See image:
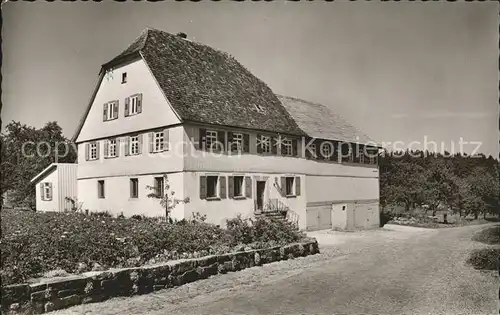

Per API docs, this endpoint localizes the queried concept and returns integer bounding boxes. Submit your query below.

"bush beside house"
[1,210,307,286]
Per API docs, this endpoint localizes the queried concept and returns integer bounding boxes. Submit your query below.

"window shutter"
[295,177,301,196]
[256,135,262,154]
[219,176,227,199]
[199,128,206,150]
[40,184,45,201]
[228,176,234,198]
[271,137,278,155]
[163,129,169,150]
[280,177,286,196]
[85,143,89,161]
[199,176,207,199]
[243,134,250,153]
[138,134,143,154]
[125,137,130,156]
[217,131,225,152]
[292,139,298,157]
[137,94,143,113]
[103,103,108,121]
[116,139,120,157]
[227,132,233,151]
[148,132,154,153]
[245,176,252,198]
[125,97,130,117]
[113,101,119,119]
[48,183,53,200]
[95,142,100,159]
[104,140,109,157]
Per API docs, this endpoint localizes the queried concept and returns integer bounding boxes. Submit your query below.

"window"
[130,95,140,115]
[41,182,52,201]
[130,136,140,155]
[309,144,316,158]
[231,133,243,152]
[233,176,244,197]
[90,142,98,160]
[153,131,164,152]
[282,138,293,156]
[121,72,127,84]
[130,178,138,198]
[103,101,118,121]
[98,180,105,199]
[206,176,219,198]
[154,177,164,197]
[107,102,115,121]
[321,143,332,159]
[205,130,218,151]
[285,177,295,196]
[107,139,117,158]
[259,135,271,154]
[358,147,365,164]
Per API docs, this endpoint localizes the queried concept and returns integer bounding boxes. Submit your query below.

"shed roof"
[30,163,77,185]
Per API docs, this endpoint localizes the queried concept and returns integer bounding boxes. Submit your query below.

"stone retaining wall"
[1,239,319,314]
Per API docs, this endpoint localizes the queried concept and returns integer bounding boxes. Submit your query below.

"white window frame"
[260,135,271,153]
[282,138,293,156]
[106,102,115,121]
[42,183,51,200]
[285,176,295,196]
[130,95,140,115]
[90,142,98,160]
[108,139,117,158]
[130,136,139,155]
[321,143,331,159]
[205,130,218,151]
[231,133,244,152]
[153,131,164,153]
[206,175,219,198]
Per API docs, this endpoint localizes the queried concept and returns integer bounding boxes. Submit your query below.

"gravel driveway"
[54,224,498,315]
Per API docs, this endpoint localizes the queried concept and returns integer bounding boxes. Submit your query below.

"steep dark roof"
[277,95,379,147]
[102,28,305,136]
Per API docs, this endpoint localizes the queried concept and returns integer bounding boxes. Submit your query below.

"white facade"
[31,163,78,212]
[74,57,380,231]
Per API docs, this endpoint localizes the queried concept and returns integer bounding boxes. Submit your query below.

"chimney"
[176,32,187,39]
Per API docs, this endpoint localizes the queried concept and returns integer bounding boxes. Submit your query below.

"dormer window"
[121,72,127,84]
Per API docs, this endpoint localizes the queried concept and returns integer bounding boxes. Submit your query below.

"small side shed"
[30,163,78,212]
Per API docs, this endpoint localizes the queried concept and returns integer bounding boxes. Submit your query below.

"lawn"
[0,210,306,286]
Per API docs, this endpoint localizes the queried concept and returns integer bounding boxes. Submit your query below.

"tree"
[0,121,77,209]
[146,174,190,222]
[382,160,426,212]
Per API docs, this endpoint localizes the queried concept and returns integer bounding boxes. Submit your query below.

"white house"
[30,163,78,212]
[72,28,381,230]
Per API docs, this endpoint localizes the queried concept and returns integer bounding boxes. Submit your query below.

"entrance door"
[256,181,266,211]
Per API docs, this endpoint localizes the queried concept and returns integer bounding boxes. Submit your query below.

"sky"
[3,1,499,157]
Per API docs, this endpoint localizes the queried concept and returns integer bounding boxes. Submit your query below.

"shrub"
[467,248,499,270]
[0,209,305,286]
[472,226,500,245]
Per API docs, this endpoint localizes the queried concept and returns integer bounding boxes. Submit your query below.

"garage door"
[306,206,332,231]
